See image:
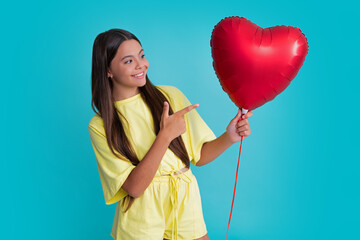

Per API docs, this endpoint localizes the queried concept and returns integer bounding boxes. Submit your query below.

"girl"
[88,29,253,240]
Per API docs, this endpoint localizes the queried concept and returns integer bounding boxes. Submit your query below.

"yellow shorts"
[110,168,208,240]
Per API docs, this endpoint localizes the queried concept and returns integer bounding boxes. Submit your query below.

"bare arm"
[195,132,233,167]
[122,101,199,198]
[196,109,253,167]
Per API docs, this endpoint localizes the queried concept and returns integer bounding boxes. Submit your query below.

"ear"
[107,69,112,78]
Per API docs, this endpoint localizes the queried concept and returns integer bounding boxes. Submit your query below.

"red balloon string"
[225,117,244,240]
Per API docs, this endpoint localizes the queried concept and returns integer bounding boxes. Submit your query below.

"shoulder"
[155,85,186,100]
[156,84,181,94]
[88,113,105,136]
[155,85,192,111]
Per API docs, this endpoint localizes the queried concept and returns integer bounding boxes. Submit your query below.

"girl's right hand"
[159,101,199,141]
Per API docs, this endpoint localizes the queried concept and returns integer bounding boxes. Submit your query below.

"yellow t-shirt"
[88,85,216,239]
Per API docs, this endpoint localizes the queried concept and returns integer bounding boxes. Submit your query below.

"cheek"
[117,66,132,77]
[112,68,131,82]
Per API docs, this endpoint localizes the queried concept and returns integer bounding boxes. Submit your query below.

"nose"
[134,58,143,69]
[135,57,147,69]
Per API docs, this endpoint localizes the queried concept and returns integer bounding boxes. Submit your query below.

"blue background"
[1,0,359,239]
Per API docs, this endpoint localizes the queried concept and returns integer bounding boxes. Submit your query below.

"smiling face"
[107,39,149,101]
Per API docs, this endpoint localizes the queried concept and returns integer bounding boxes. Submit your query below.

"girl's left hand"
[226,109,253,143]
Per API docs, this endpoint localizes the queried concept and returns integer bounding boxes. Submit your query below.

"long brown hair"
[91,29,190,212]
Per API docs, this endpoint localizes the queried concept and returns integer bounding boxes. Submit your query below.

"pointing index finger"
[176,103,199,116]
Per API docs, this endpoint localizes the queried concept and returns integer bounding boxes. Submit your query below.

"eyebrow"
[121,49,144,61]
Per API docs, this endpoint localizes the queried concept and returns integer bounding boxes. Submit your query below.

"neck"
[112,86,140,101]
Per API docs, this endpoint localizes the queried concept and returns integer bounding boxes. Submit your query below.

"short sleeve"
[88,123,136,205]
[175,88,217,166]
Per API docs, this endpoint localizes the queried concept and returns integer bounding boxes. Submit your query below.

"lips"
[132,72,145,79]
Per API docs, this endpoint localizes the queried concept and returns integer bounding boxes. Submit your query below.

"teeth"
[134,72,144,77]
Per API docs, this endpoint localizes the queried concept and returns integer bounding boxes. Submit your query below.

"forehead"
[116,39,142,57]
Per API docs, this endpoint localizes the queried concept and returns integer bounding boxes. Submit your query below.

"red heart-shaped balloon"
[210,16,309,111]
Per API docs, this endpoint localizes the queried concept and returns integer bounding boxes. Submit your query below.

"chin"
[140,77,147,86]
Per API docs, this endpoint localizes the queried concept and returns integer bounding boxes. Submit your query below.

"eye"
[141,54,145,58]
[124,59,132,64]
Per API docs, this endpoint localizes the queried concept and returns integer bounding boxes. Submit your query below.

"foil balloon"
[210,16,309,112]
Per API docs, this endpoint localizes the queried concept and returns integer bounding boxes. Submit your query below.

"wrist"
[224,131,235,145]
[157,130,172,145]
